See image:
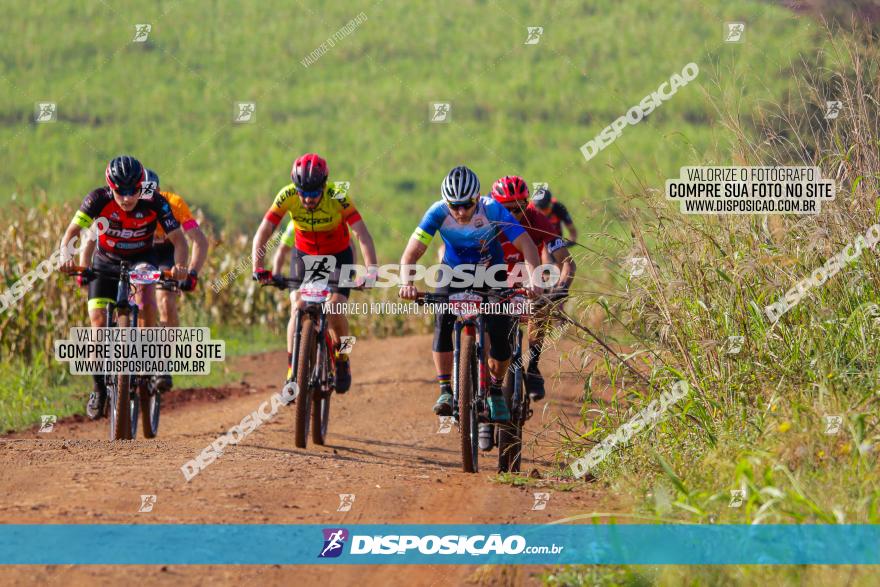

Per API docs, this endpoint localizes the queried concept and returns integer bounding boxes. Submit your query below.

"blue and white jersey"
[412,196,526,266]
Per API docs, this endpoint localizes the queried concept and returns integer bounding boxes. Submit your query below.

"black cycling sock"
[92,374,106,393]
[489,375,503,396]
[287,352,293,367]
[527,343,543,372]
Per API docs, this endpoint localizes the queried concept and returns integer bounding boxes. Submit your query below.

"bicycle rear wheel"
[498,367,524,473]
[458,335,478,473]
[140,379,160,438]
[294,315,317,449]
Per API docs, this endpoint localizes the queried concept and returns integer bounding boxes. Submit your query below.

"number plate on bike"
[508,295,531,318]
[300,284,331,303]
[449,292,482,318]
[129,270,161,285]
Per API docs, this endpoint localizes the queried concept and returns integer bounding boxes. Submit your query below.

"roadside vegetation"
[550,20,880,587]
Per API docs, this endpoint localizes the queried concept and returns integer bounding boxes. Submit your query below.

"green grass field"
[1,0,820,260]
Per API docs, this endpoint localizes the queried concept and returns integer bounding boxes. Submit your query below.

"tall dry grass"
[560,26,880,531]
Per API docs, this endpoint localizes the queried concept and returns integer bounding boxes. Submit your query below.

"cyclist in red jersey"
[252,153,378,393]
[59,155,189,419]
[492,176,576,400]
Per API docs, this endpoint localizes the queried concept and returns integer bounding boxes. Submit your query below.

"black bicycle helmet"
[105,155,145,196]
[441,165,480,204]
[532,186,553,209]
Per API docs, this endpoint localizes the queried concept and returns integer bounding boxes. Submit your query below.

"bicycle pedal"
[281,380,299,404]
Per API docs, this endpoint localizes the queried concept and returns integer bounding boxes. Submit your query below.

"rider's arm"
[252,219,276,272]
[272,220,295,276]
[271,242,291,276]
[401,202,445,287]
[555,202,577,243]
[255,186,295,273]
[79,230,96,267]
[59,223,84,267]
[549,242,575,289]
[62,191,105,266]
[400,238,427,286]
[164,192,208,273]
[166,228,189,279]
[334,190,377,268]
[187,226,209,274]
[348,219,377,268]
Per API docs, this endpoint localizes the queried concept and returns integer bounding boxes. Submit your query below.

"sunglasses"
[296,188,323,199]
[447,200,475,211]
[113,186,141,198]
[503,204,525,215]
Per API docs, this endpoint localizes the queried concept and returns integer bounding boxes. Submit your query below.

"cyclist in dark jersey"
[529,187,578,245]
[59,155,189,419]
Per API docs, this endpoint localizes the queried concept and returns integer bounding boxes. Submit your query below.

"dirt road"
[0,334,605,586]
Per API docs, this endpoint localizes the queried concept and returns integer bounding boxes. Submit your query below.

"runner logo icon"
[319,528,349,558]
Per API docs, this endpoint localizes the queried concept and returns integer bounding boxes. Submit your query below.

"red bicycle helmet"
[291,153,328,190]
[491,175,529,203]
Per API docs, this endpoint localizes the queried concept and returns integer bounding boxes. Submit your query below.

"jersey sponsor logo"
[114,240,147,250]
[474,218,484,228]
[104,226,151,239]
[275,188,296,206]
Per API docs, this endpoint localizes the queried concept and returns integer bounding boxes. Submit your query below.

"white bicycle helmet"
[441,165,481,204]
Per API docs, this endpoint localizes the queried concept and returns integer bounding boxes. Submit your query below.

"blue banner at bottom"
[1,524,879,565]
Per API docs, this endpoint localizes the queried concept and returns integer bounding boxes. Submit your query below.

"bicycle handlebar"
[60,265,176,282]
[260,275,366,291]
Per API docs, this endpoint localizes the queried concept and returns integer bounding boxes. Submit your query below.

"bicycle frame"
[451,315,488,423]
[290,303,335,392]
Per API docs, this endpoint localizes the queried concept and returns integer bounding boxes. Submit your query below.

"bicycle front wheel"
[109,313,133,441]
[294,315,317,449]
[458,335,478,473]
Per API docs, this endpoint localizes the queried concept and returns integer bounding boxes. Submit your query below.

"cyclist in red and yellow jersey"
[251,153,378,392]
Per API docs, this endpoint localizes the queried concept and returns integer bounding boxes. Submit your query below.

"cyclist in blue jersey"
[398,166,542,421]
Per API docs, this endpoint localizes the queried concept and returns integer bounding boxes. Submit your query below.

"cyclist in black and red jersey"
[59,155,189,419]
[491,176,576,402]
[529,186,578,246]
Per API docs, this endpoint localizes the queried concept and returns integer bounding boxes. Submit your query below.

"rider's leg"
[326,292,349,346]
[85,262,116,419]
[431,312,456,415]
[327,291,352,392]
[156,289,179,327]
[485,314,514,422]
[153,288,177,391]
[524,307,552,400]
[135,284,158,327]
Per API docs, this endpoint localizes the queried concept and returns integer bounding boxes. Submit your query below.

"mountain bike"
[63,262,176,440]
[497,292,535,473]
[418,288,525,473]
[263,276,359,448]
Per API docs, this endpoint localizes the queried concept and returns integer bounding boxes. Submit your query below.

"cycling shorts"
[431,284,516,362]
[290,246,354,299]
[87,250,158,312]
